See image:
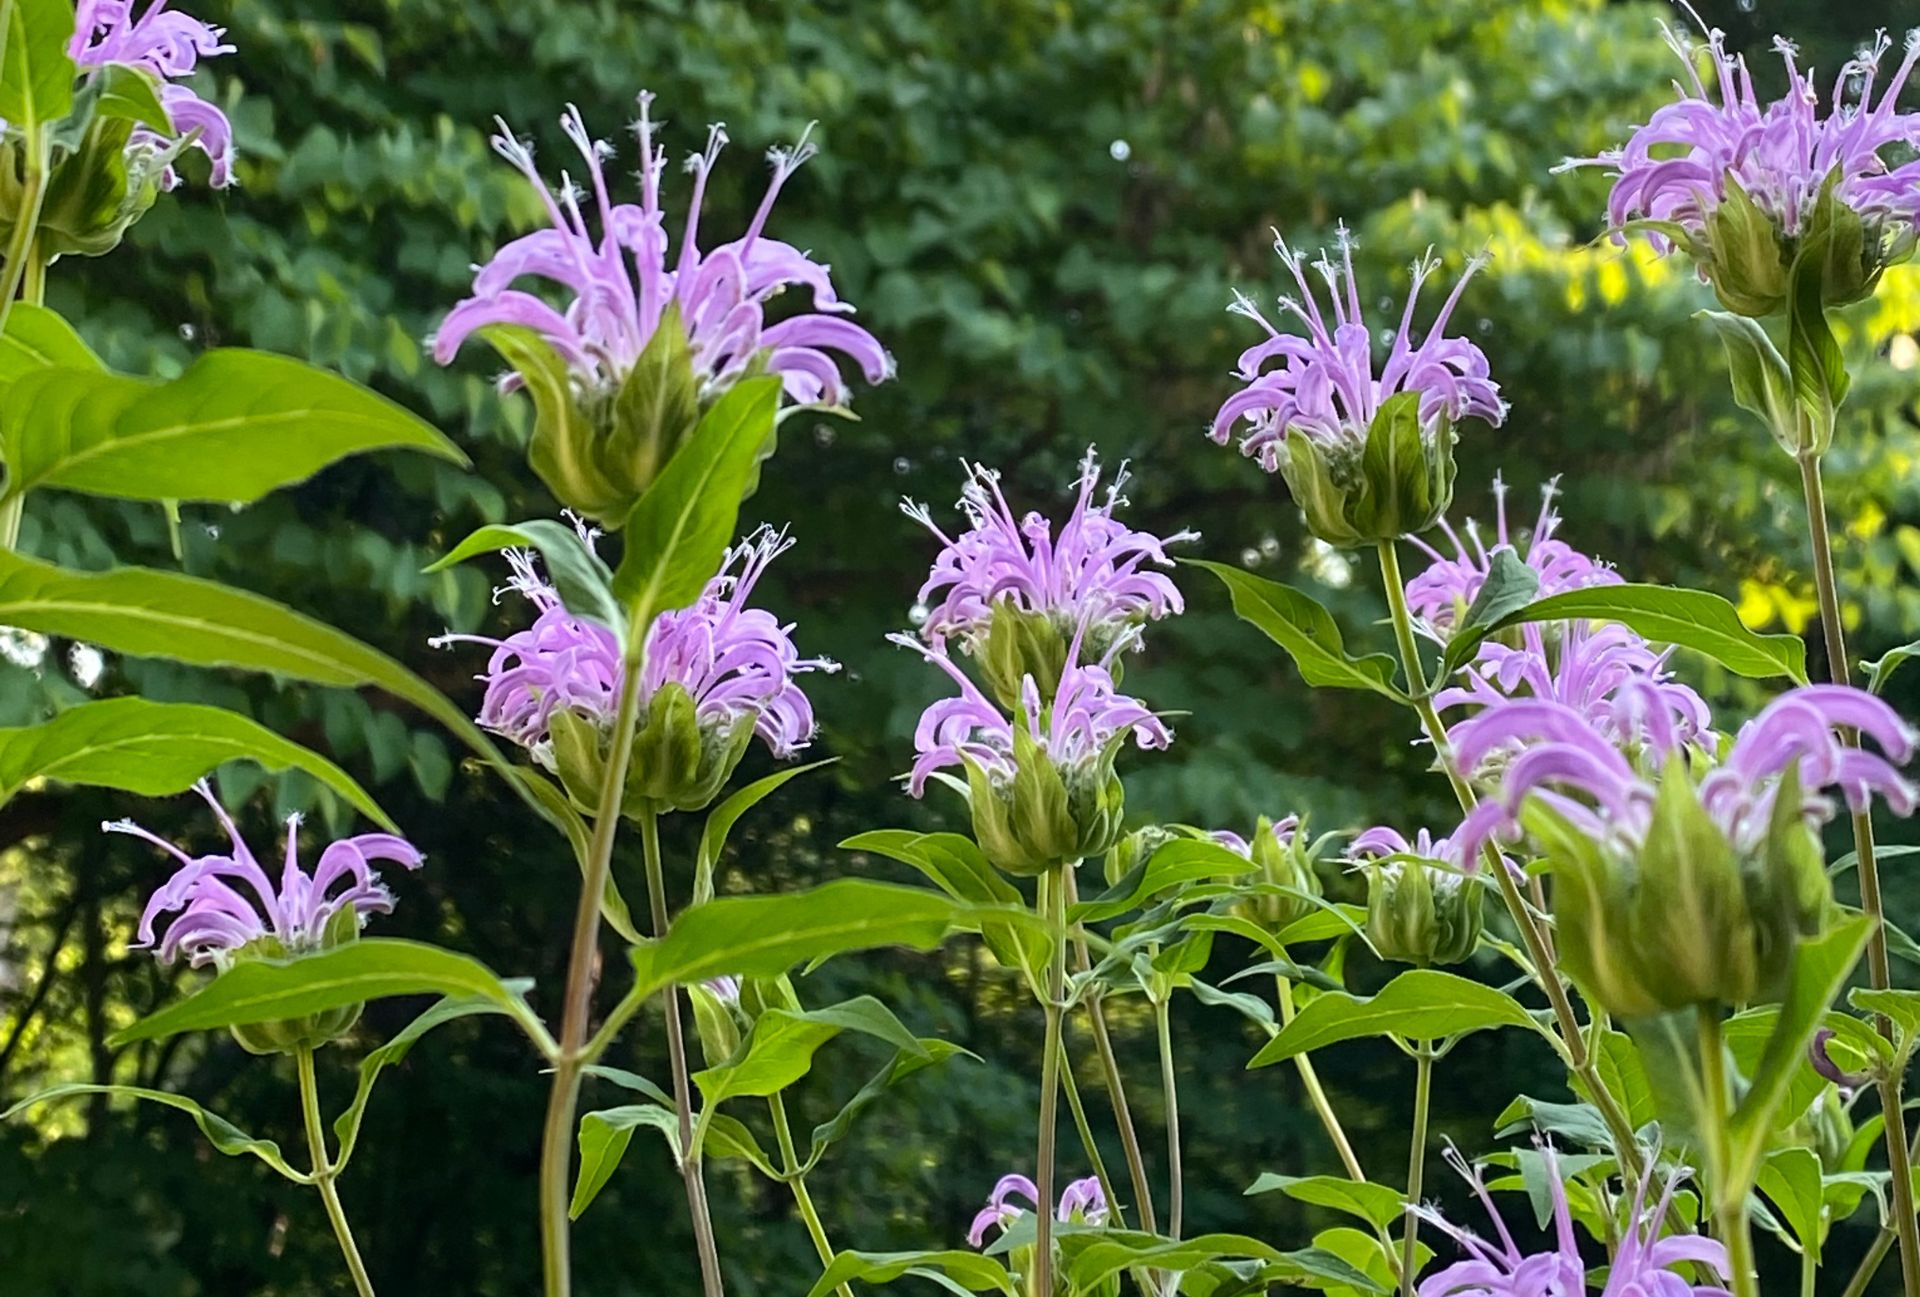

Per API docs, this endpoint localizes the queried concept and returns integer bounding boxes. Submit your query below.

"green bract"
[1362,859,1482,968]
[1280,392,1458,548]
[962,725,1127,877]
[226,906,366,1057]
[551,684,756,817]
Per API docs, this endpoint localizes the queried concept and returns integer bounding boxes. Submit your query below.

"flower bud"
[977,602,1073,713]
[1228,817,1324,931]
[1104,824,1179,888]
[965,726,1126,877]
[1363,858,1482,967]
[1280,393,1458,548]
[228,904,365,1056]
[687,977,744,1068]
[550,684,757,817]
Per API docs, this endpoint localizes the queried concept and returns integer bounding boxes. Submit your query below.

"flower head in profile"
[69,0,237,188]
[1418,1143,1730,1296]
[1404,477,1619,641]
[111,782,423,969]
[966,1173,1108,1249]
[1211,815,1300,858]
[1560,16,1920,311]
[433,95,891,406]
[1348,827,1484,966]
[905,450,1193,657]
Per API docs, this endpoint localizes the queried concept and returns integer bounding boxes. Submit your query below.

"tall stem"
[1153,997,1183,1240]
[0,124,48,335]
[1700,1014,1758,1297]
[641,805,726,1297]
[1796,449,1920,1297]
[769,1091,854,1297]
[1062,870,1158,1234]
[1374,541,1647,1177]
[1033,870,1067,1297]
[1399,1047,1433,1297]
[1274,974,1366,1183]
[297,1048,377,1297]
[537,651,645,1297]
[1057,1037,1123,1228]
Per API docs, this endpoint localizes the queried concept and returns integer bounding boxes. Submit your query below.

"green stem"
[1700,1014,1758,1297]
[1062,870,1158,1234]
[1399,1047,1433,1297]
[0,124,48,334]
[1057,1036,1123,1229]
[1796,448,1920,1297]
[537,651,646,1297]
[1033,870,1067,1297]
[1275,974,1366,1183]
[1374,540,1650,1184]
[1153,997,1182,1240]
[769,1092,854,1297]
[641,804,726,1297]
[1801,1243,1816,1297]
[1844,1226,1896,1297]
[297,1048,377,1297]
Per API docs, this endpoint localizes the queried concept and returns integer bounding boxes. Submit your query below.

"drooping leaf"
[1071,837,1253,923]
[693,996,928,1110]
[803,1040,972,1173]
[1,352,466,504]
[332,995,518,1170]
[1188,560,1402,697]
[1862,641,1920,696]
[425,517,623,635]
[570,1104,684,1218]
[107,939,550,1051]
[1244,1173,1404,1232]
[1696,310,1796,451]
[0,696,391,827]
[3,1082,306,1181]
[805,1250,1017,1297]
[1493,1095,1620,1152]
[695,758,836,904]
[1250,969,1539,1065]
[1756,1147,1825,1260]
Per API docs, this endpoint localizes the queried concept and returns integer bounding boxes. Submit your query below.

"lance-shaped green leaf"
[1244,1174,1405,1232]
[570,1104,684,1218]
[1756,1147,1825,1260]
[694,758,836,904]
[839,830,1041,973]
[1697,310,1796,451]
[806,1250,1017,1297]
[626,880,962,1002]
[1441,583,1808,681]
[694,996,926,1113]
[425,517,623,635]
[1188,559,1402,697]
[0,0,75,134]
[0,304,102,401]
[107,938,551,1053]
[613,375,781,629]
[0,696,391,826]
[803,1039,972,1173]
[1072,837,1253,923]
[91,62,170,130]
[1863,640,1920,696]
[332,995,519,1171]
[0,351,466,505]
[1249,968,1539,1066]
[1451,547,1539,643]
[3,1083,307,1181]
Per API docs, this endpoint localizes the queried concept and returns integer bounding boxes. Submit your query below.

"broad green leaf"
[1250,968,1538,1065]
[695,758,837,904]
[0,304,102,402]
[1306,1227,1418,1297]
[1,351,466,504]
[1850,987,1920,1060]
[1588,1029,1657,1130]
[3,1082,306,1181]
[1189,560,1402,697]
[1450,547,1539,647]
[1757,1146,1825,1259]
[1071,837,1252,923]
[0,0,75,133]
[570,1103,683,1218]
[1060,1231,1337,1292]
[0,696,391,828]
[477,325,623,519]
[333,995,516,1170]
[806,1250,1016,1297]
[1447,583,1807,682]
[1863,641,1920,696]
[803,1040,972,1173]
[108,938,550,1051]
[425,518,623,635]
[1697,310,1795,451]
[91,62,170,130]
[627,880,961,1002]
[612,375,781,627]
[1493,1096,1619,1151]
[1244,1173,1404,1231]
[693,995,927,1109]
[607,300,700,489]
[840,829,1021,905]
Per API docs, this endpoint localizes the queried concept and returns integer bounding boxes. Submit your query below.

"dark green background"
[4,0,1919,1291]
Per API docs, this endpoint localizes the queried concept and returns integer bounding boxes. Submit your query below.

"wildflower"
[966,1173,1108,1249]
[69,0,237,189]
[110,783,422,1053]
[432,97,891,519]
[1561,18,1920,313]
[1216,815,1325,930]
[894,630,1169,875]
[904,451,1192,705]
[1451,687,1916,1016]
[1211,227,1505,545]
[1418,1143,1730,1296]
[1348,827,1483,966]
[1403,477,1619,642]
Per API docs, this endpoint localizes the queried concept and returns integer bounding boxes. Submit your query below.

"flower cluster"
[966,1173,1108,1249]
[1419,1144,1731,1296]
[1404,478,1620,641]
[113,782,422,969]
[69,0,236,189]
[433,96,891,406]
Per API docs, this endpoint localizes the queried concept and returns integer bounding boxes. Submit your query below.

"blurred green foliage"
[3,0,1918,1292]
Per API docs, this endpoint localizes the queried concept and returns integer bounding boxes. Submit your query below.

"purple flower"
[892,632,1171,798]
[1348,825,1462,867]
[1418,1143,1731,1296]
[904,450,1193,654]
[69,0,236,189]
[436,526,836,764]
[1561,20,1920,250]
[1405,477,1620,642]
[966,1173,1108,1249]
[433,96,892,407]
[704,975,742,1005]
[110,782,422,969]
[1211,816,1300,857]
[1450,685,1917,868]
[1211,228,1505,471]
